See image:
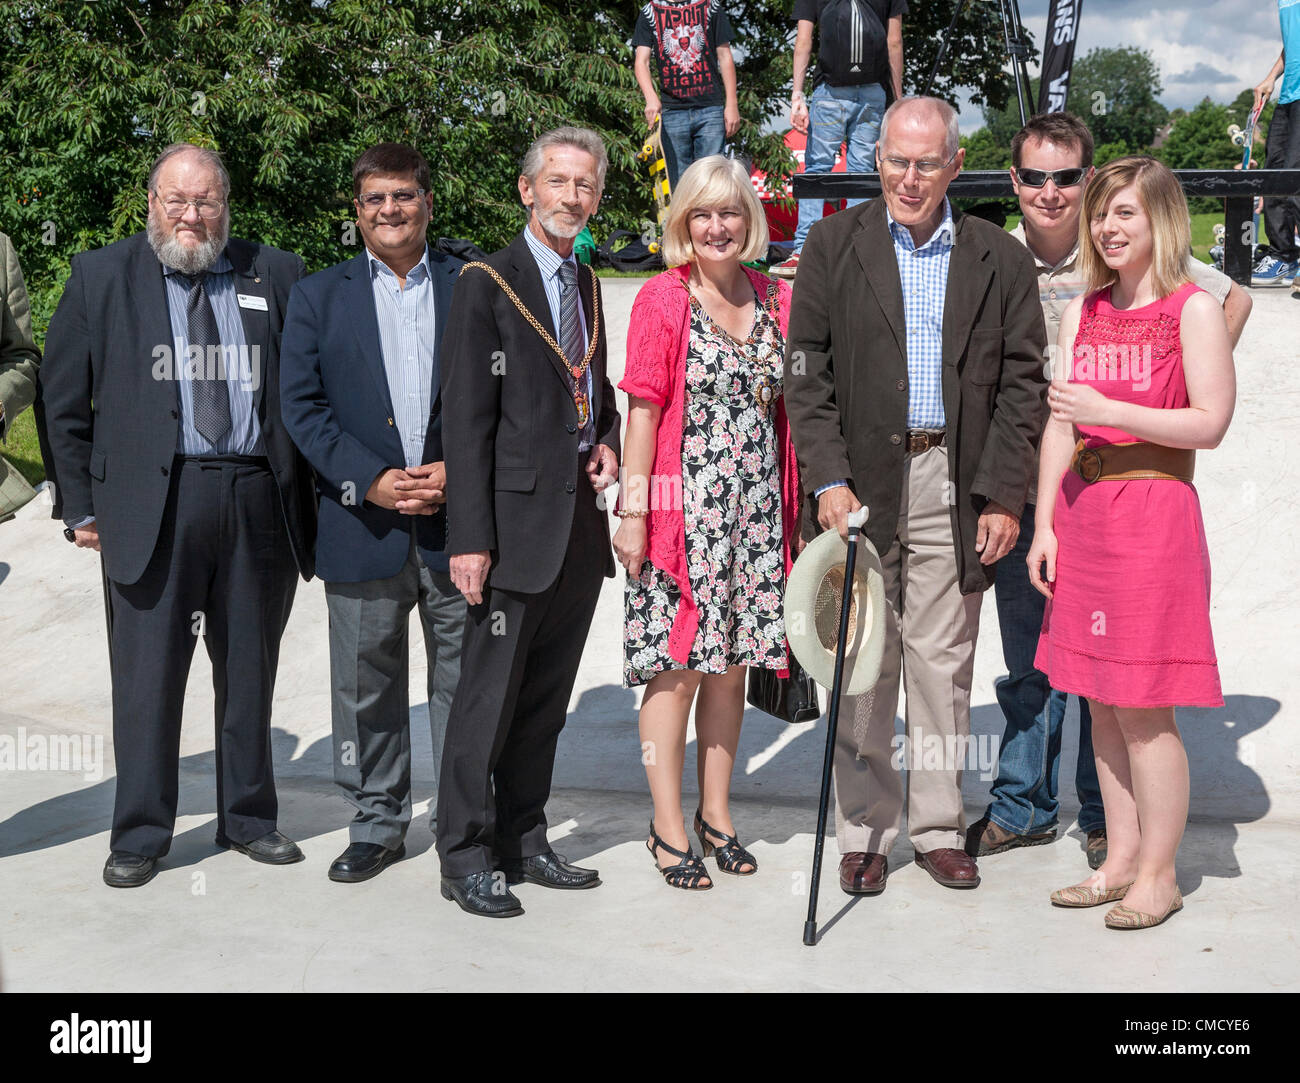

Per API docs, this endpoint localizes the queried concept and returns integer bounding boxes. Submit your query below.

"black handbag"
[747,656,821,725]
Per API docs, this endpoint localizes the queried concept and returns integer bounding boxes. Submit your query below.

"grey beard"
[147,214,228,274]
[534,206,586,240]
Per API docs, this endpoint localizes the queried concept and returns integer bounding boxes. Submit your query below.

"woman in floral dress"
[615,157,801,890]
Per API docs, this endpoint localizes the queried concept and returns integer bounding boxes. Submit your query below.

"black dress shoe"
[328,841,405,883]
[103,852,158,888]
[501,851,600,889]
[216,829,305,865]
[441,870,524,918]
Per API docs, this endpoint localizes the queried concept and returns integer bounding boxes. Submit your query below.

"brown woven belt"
[1070,439,1195,483]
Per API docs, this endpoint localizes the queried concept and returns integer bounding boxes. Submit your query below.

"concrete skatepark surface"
[1,280,1296,992]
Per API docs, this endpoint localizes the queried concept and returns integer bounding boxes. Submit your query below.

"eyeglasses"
[878,150,958,177]
[357,188,425,208]
[1014,167,1086,188]
[157,196,225,220]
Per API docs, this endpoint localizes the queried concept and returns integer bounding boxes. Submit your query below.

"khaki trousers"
[833,445,983,856]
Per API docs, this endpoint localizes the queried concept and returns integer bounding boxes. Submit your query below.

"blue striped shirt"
[162,254,263,455]
[887,198,955,429]
[523,227,594,450]
[368,246,437,469]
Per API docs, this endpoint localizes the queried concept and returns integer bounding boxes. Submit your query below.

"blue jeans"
[660,105,726,191]
[794,81,887,253]
[985,506,1106,835]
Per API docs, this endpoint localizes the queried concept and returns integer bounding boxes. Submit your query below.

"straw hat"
[784,528,887,696]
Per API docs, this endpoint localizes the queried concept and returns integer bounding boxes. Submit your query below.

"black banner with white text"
[1038,0,1083,114]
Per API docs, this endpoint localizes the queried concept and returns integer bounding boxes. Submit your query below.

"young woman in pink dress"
[1028,157,1236,929]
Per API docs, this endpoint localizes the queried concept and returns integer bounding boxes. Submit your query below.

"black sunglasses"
[1015,167,1087,188]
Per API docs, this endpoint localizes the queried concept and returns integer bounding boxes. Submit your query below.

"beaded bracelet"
[615,508,649,519]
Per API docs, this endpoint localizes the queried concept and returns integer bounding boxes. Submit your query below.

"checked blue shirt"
[888,197,954,430]
[814,199,955,499]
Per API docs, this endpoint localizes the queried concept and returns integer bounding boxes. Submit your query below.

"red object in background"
[750,129,848,242]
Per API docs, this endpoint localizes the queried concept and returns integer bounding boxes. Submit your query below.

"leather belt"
[1070,440,1195,483]
[906,429,946,454]
[178,453,272,471]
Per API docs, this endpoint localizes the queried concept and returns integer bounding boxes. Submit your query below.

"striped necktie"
[556,260,593,445]
[179,271,231,446]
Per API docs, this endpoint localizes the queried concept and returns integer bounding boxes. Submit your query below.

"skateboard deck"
[637,117,671,254]
[1228,105,1263,255]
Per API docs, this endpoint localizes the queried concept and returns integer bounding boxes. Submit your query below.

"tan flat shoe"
[1105,888,1184,929]
[1050,880,1134,907]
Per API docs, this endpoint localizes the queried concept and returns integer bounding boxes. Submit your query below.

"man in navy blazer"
[280,143,466,883]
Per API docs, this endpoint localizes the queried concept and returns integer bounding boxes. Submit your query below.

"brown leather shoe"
[915,847,981,888]
[964,814,1055,857]
[839,852,888,895]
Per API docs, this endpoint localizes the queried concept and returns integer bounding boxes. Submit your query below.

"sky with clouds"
[952,0,1287,130]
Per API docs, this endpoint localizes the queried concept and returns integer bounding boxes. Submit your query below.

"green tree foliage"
[0,0,1038,334]
[1159,93,1277,211]
[1067,46,1168,154]
[900,0,1037,112]
[1159,98,1244,172]
[959,126,1010,171]
[976,47,1173,172]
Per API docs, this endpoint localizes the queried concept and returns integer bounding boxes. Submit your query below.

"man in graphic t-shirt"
[773,0,906,279]
[633,0,740,189]
[1251,0,1300,285]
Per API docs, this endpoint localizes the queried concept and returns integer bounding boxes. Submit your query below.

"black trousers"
[1263,100,1300,262]
[435,473,605,877]
[106,456,298,857]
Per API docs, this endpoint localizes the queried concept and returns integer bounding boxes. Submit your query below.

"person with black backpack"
[772,0,906,279]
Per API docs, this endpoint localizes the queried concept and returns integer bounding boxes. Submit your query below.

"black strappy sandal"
[694,809,758,875]
[646,821,712,890]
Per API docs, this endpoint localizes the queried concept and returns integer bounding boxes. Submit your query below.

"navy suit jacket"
[279,247,461,582]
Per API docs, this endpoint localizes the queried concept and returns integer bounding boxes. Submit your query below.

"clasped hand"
[366,463,445,515]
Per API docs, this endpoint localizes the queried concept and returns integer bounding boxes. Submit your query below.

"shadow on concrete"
[0,725,349,862]
[0,562,9,588]
[0,687,1279,893]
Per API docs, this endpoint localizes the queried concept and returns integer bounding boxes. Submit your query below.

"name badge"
[237,293,268,311]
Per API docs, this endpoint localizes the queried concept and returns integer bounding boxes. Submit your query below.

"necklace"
[686,276,782,417]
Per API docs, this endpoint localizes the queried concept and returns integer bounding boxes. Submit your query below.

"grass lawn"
[3,411,44,485]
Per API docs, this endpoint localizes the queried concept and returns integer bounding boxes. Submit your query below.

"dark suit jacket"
[442,231,620,594]
[279,248,460,582]
[784,199,1047,593]
[36,232,316,585]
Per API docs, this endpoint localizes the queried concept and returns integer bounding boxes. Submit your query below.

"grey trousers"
[324,532,467,848]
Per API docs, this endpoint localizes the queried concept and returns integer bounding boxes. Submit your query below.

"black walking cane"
[804,506,868,947]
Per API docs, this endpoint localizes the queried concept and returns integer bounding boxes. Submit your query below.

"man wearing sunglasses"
[281,143,467,884]
[966,112,1251,870]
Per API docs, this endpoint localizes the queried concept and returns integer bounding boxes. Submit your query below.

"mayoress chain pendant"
[754,373,777,418]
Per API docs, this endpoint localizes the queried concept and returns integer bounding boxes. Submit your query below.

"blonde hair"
[662,156,768,267]
[1078,156,1191,296]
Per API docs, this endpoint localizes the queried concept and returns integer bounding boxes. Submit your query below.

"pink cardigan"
[619,264,801,672]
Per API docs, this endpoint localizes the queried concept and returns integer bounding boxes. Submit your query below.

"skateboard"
[1228,105,1263,254]
[636,116,671,254]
